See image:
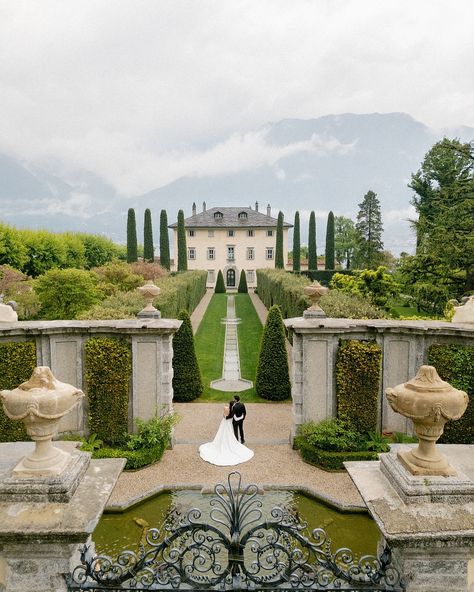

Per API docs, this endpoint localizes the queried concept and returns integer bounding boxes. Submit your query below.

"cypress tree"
[238,269,248,293]
[325,210,335,270]
[215,270,225,293]
[293,211,301,272]
[255,305,291,401]
[159,209,170,270]
[143,209,154,262]
[308,211,317,270]
[177,209,187,272]
[275,211,284,269]
[172,310,203,401]
[126,208,138,263]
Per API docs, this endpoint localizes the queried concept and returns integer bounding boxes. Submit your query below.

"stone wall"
[285,317,474,437]
[0,319,181,435]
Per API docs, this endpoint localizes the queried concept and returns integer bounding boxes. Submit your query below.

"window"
[208,230,214,237]
[238,211,248,220]
[227,230,235,237]
[214,211,223,220]
[207,247,215,260]
[188,230,195,237]
[188,248,196,260]
[247,229,254,237]
[207,270,215,283]
[246,247,254,260]
[227,246,235,261]
[246,270,255,283]
[266,229,273,237]
[266,247,274,260]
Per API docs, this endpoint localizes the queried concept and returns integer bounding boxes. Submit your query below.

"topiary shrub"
[172,310,203,401]
[0,342,36,442]
[85,337,131,446]
[428,344,474,444]
[336,340,381,434]
[215,270,225,293]
[238,269,248,293]
[255,305,291,400]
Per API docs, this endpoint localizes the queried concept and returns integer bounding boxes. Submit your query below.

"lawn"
[194,293,268,403]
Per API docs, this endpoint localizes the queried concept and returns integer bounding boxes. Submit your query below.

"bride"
[199,401,254,466]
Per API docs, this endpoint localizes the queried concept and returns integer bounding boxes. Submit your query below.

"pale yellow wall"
[171,226,289,287]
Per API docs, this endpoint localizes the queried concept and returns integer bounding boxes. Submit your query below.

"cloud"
[0,193,107,219]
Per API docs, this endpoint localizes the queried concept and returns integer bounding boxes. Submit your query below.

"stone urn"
[452,295,474,324]
[303,281,329,318]
[386,365,469,476]
[137,280,161,318]
[0,366,84,476]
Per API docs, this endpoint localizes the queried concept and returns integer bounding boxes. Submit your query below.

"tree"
[0,224,28,270]
[308,211,317,270]
[354,191,384,269]
[275,211,284,269]
[177,210,187,272]
[127,208,138,263]
[331,266,399,310]
[159,210,171,271]
[238,269,248,293]
[256,305,291,400]
[20,229,67,277]
[172,310,203,401]
[78,233,122,268]
[292,212,301,271]
[143,209,154,262]
[334,216,357,269]
[215,270,225,293]
[325,211,335,270]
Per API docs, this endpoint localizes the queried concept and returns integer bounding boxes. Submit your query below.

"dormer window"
[214,211,223,220]
[238,211,248,220]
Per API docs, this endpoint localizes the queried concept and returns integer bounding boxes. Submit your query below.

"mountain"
[0,113,473,254]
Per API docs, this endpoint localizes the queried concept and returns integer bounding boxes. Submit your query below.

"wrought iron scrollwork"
[67,471,405,591]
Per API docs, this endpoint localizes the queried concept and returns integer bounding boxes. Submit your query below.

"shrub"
[255,305,291,400]
[238,269,248,293]
[130,261,167,281]
[298,269,353,285]
[78,233,124,268]
[319,290,387,319]
[296,438,378,471]
[127,412,178,451]
[92,261,144,295]
[0,223,28,270]
[172,310,203,401]
[256,269,309,318]
[20,229,67,277]
[330,266,400,309]
[336,340,382,434]
[0,342,37,442]
[215,270,226,293]
[298,419,361,451]
[428,344,474,444]
[85,337,131,446]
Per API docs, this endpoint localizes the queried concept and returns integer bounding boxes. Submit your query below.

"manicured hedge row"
[0,341,37,442]
[293,269,353,286]
[85,337,131,446]
[92,442,166,470]
[295,438,378,471]
[336,340,381,434]
[256,269,310,318]
[428,344,474,444]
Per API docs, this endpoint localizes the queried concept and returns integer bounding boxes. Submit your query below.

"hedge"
[0,341,37,442]
[92,442,166,470]
[335,340,381,434]
[428,344,474,444]
[85,337,131,446]
[295,437,378,471]
[256,269,310,318]
[295,269,353,285]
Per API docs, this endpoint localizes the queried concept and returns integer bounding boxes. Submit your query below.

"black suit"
[231,401,246,443]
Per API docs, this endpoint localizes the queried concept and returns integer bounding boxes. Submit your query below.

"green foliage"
[256,269,309,318]
[255,305,290,400]
[78,233,123,268]
[330,266,399,309]
[354,190,384,269]
[298,269,353,285]
[172,310,203,401]
[85,337,131,446]
[334,216,357,269]
[34,268,103,319]
[275,211,284,269]
[365,431,390,452]
[238,269,248,293]
[428,344,474,443]
[0,223,28,270]
[60,233,86,268]
[127,208,138,263]
[336,340,381,434]
[295,437,378,471]
[177,209,187,272]
[0,342,37,442]
[297,419,361,452]
[143,208,154,262]
[292,211,301,272]
[320,290,387,319]
[308,211,317,270]
[80,433,103,452]
[325,211,335,270]
[215,269,226,293]
[92,443,165,470]
[130,261,167,281]
[21,229,67,277]
[127,412,178,451]
[159,209,171,270]
[93,261,144,295]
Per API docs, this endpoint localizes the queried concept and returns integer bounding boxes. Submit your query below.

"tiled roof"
[169,207,292,228]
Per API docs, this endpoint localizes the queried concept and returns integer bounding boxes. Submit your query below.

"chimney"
[255,201,259,212]
[192,202,196,216]
[267,204,271,216]
[202,201,206,212]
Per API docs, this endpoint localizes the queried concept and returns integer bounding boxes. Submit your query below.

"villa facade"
[169,202,292,288]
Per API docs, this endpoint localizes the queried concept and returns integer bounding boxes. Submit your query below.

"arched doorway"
[226,268,236,287]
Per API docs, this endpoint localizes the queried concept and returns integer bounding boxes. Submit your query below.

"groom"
[232,395,246,444]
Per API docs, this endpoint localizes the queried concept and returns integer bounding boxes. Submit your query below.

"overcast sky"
[0,0,473,195]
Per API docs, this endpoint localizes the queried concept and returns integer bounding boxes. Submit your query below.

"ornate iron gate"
[67,472,405,591]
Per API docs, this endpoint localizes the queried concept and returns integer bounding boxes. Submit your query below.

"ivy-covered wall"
[0,342,37,442]
[335,339,381,434]
[84,337,132,446]
[428,343,474,444]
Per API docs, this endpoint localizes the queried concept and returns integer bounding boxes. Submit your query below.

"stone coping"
[0,318,182,335]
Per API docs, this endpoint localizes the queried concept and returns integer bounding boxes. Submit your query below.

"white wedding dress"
[199,417,254,466]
